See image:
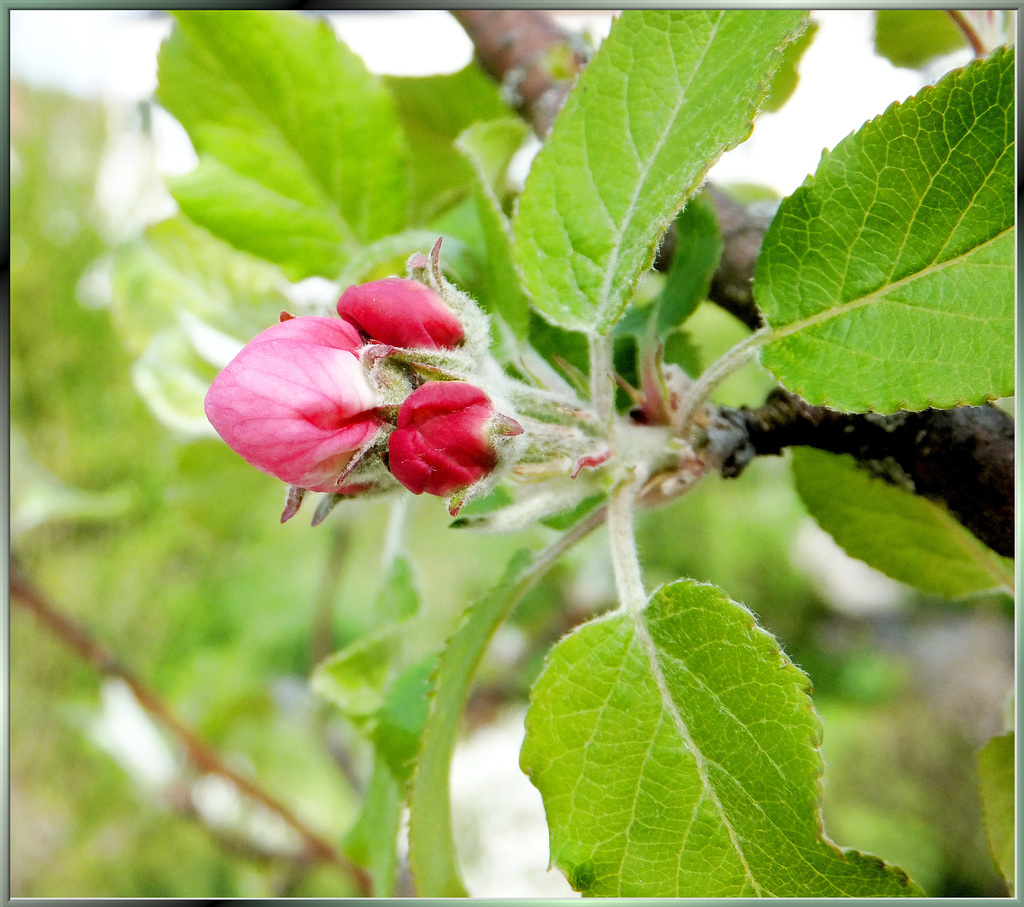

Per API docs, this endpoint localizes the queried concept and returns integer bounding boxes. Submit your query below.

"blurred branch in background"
[450,9,589,138]
[10,560,374,897]
[947,10,987,57]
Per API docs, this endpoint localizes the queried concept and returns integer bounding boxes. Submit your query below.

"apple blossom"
[387,381,522,498]
[337,277,465,350]
[204,316,382,493]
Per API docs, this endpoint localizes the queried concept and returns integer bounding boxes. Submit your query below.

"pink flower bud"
[204,316,382,493]
[337,278,465,350]
[388,382,520,497]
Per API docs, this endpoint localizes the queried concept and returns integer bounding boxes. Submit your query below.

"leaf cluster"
[12,9,1013,899]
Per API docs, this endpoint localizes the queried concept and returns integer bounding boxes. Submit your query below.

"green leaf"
[385,64,512,222]
[456,118,533,337]
[756,47,1015,412]
[108,218,288,364]
[874,11,967,69]
[372,653,437,785]
[110,216,288,358]
[374,556,420,624]
[521,579,923,897]
[663,328,703,378]
[310,626,399,730]
[335,230,470,290]
[763,18,818,112]
[408,549,535,897]
[157,10,407,279]
[792,448,1013,597]
[311,556,423,729]
[617,193,723,339]
[525,310,591,383]
[513,9,807,334]
[342,755,403,897]
[978,731,1015,894]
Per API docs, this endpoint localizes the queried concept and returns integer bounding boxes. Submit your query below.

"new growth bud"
[387,381,522,498]
[337,277,465,351]
[204,317,382,493]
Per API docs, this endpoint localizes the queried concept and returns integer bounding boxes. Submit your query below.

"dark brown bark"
[706,389,1015,558]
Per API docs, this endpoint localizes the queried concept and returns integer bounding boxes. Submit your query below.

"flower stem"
[589,332,615,424]
[676,326,771,436]
[381,494,409,569]
[607,476,647,614]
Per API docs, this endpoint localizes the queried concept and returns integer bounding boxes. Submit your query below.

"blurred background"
[9,9,1014,898]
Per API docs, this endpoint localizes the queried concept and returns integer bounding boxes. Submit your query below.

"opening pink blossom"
[204,317,382,492]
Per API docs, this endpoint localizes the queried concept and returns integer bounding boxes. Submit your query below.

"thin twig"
[947,10,987,58]
[10,562,373,897]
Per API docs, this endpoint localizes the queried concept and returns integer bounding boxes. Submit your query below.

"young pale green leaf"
[521,579,923,897]
[874,11,967,69]
[386,64,513,223]
[111,216,288,357]
[762,18,818,112]
[335,230,472,291]
[756,46,1014,412]
[456,118,533,337]
[157,10,407,280]
[310,626,399,731]
[131,331,218,439]
[372,653,437,785]
[978,731,1015,894]
[408,549,534,897]
[342,755,403,897]
[374,554,420,624]
[792,448,1013,597]
[311,556,423,730]
[513,9,807,335]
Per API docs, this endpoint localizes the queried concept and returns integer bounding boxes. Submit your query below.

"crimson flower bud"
[204,317,382,493]
[388,382,521,497]
[337,278,465,350]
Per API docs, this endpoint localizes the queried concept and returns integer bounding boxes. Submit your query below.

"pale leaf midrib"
[768,225,1013,343]
[633,600,905,897]
[596,12,724,323]
[630,610,767,896]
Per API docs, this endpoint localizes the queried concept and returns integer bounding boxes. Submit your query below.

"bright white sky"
[10,10,958,199]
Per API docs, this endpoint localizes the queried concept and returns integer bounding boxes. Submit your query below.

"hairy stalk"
[676,326,770,436]
[607,475,648,614]
[589,332,615,425]
[381,494,410,569]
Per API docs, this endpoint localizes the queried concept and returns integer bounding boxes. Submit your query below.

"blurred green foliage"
[873,10,966,69]
[9,67,1010,900]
